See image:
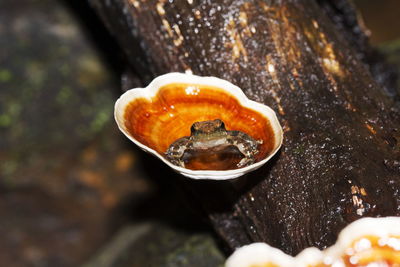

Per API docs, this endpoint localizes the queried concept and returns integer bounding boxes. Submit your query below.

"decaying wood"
[90,0,400,255]
[317,0,399,100]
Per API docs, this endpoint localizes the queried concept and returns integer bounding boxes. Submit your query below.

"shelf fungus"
[114,73,283,180]
[226,217,400,267]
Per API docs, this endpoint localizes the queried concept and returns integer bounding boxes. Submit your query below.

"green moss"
[163,235,225,267]
[1,160,18,178]
[378,38,400,52]
[26,61,46,87]
[0,103,21,128]
[293,144,306,155]
[0,69,12,82]
[0,114,11,127]
[56,86,72,104]
[60,63,70,76]
[90,109,111,133]
[8,102,21,116]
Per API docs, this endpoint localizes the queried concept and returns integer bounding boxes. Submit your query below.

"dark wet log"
[316,0,399,100]
[91,0,400,255]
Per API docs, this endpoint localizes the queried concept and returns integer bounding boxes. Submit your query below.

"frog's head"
[190,119,227,139]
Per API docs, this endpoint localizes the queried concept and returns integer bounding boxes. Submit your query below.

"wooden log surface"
[90,0,400,255]
[316,0,399,100]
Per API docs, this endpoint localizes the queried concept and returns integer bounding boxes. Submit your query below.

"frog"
[165,119,263,168]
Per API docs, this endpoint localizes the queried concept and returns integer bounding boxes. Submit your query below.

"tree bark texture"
[90,0,400,255]
[317,0,399,100]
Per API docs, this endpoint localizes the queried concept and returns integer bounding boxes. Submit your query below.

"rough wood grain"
[90,0,400,255]
[317,0,399,100]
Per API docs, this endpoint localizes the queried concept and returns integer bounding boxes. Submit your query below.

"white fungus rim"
[225,217,400,267]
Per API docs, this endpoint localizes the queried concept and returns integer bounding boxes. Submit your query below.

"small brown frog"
[166,119,262,168]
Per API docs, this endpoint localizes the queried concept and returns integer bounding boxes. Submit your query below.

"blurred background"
[0,0,399,266]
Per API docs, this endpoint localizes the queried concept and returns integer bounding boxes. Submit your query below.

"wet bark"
[91,0,400,255]
[317,0,399,100]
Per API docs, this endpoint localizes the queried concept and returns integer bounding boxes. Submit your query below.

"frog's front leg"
[227,132,262,168]
[165,137,191,167]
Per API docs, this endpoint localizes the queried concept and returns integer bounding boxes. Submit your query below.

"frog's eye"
[218,120,225,130]
[190,123,198,134]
